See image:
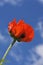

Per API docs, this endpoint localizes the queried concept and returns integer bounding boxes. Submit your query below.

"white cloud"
[35,21,43,38]
[9,40,43,65]
[0,33,5,41]
[10,50,23,62]
[35,44,43,57]
[9,44,43,65]
[0,0,23,6]
[0,33,8,43]
[33,44,43,65]
[0,2,4,6]
[33,58,43,65]
[38,0,43,4]
[24,44,43,65]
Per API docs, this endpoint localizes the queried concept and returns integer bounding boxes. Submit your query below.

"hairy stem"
[0,39,16,65]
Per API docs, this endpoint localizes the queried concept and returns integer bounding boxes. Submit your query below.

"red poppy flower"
[8,19,34,42]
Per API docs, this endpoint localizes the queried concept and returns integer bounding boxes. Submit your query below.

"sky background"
[0,0,43,65]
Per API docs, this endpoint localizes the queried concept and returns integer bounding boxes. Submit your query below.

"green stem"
[0,39,16,65]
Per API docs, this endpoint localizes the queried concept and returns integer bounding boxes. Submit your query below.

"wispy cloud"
[10,50,23,63]
[24,44,43,65]
[0,33,5,41]
[0,0,23,6]
[33,44,43,65]
[33,58,43,65]
[9,43,43,65]
[0,32,9,43]
[35,21,43,38]
[9,42,24,64]
[35,44,43,57]
[0,33,7,42]
[38,0,43,4]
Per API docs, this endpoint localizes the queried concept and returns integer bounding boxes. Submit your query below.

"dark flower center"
[20,33,25,38]
[17,33,25,42]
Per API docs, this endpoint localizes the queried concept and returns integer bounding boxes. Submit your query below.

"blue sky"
[0,0,43,65]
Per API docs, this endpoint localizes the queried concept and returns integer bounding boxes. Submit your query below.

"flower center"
[17,33,25,42]
[20,33,25,38]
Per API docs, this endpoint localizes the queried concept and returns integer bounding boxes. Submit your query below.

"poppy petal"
[8,18,16,32]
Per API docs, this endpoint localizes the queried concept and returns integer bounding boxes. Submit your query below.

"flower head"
[8,19,34,42]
